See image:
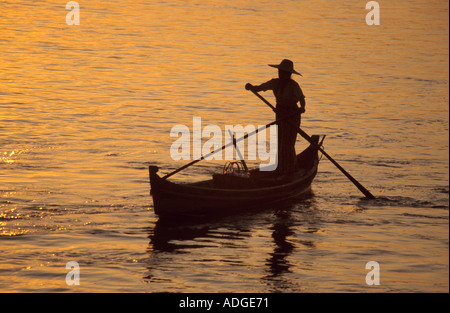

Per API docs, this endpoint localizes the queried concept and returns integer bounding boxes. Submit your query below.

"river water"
[0,0,448,292]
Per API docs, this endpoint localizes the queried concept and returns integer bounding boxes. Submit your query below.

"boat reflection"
[147,211,255,252]
[144,195,320,291]
[148,218,217,253]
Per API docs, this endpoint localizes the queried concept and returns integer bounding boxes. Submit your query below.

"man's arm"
[245,79,275,92]
[299,97,306,114]
[295,83,306,113]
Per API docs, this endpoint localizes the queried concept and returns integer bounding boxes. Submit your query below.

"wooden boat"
[149,135,324,219]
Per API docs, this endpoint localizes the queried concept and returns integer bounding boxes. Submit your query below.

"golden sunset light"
[0,0,448,299]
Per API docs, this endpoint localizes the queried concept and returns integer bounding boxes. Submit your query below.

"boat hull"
[149,136,321,219]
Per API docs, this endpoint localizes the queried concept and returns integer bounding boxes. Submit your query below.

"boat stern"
[149,166,160,194]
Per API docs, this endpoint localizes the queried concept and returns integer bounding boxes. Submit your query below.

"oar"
[162,120,278,180]
[250,90,376,199]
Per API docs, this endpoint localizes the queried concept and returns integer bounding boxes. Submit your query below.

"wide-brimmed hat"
[268,59,302,76]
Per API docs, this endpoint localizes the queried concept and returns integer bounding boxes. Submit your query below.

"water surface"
[0,0,448,292]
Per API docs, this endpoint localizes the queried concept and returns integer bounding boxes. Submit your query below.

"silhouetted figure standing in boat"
[246,59,306,176]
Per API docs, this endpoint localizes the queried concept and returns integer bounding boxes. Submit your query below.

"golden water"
[0,0,448,292]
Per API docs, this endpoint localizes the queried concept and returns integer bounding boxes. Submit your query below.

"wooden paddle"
[250,89,376,199]
[162,120,278,180]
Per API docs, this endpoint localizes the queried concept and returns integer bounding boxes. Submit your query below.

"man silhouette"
[246,59,306,175]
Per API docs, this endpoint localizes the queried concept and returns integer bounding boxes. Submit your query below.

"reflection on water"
[266,210,295,277]
[145,196,323,292]
[148,219,213,253]
[263,209,297,292]
[0,0,448,292]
